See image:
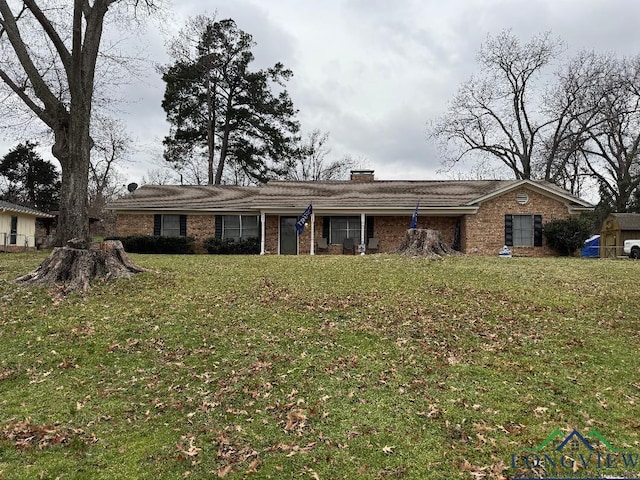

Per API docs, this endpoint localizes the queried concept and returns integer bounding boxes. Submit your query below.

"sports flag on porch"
[295,204,313,235]
[409,201,420,229]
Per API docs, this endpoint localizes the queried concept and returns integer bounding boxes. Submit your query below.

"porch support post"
[260,212,266,255]
[310,211,315,255]
[360,213,366,246]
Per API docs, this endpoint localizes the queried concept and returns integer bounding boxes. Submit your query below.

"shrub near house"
[203,237,260,255]
[543,216,594,256]
[106,235,195,254]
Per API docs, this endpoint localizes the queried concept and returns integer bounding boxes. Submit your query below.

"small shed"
[600,213,640,258]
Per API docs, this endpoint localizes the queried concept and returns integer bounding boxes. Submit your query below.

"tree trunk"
[214,95,234,185]
[56,153,90,246]
[16,240,146,296]
[51,85,92,246]
[395,229,459,258]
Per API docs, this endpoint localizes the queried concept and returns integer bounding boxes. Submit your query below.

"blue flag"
[409,201,420,229]
[296,204,313,235]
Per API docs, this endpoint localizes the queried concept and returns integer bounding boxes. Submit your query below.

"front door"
[279,217,298,255]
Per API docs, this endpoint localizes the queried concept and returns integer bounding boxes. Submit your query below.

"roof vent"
[516,191,529,205]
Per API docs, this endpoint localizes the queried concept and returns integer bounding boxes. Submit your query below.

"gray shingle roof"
[107,179,592,212]
[106,185,261,211]
[610,213,640,230]
[254,179,518,208]
[0,200,54,218]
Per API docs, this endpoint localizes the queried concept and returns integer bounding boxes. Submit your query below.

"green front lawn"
[0,253,638,479]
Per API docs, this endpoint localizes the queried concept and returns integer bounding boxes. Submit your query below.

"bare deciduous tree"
[574,53,640,212]
[89,115,131,216]
[0,0,160,245]
[285,130,358,181]
[430,30,578,182]
[0,0,161,291]
[141,167,178,186]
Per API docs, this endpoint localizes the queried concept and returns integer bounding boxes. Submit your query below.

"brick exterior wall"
[186,215,215,242]
[463,187,572,256]
[114,213,215,251]
[0,245,36,252]
[264,215,279,254]
[115,213,155,237]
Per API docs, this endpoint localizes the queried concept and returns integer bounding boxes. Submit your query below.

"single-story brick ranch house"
[107,170,593,256]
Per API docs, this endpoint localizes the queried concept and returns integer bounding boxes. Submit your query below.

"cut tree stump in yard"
[16,239,146,295]
[395,229,459,258]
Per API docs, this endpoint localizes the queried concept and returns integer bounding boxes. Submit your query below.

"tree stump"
[16,239,146,295]
[395,229,459,258]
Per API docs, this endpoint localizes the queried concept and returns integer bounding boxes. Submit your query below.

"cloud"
[3,0,640,189]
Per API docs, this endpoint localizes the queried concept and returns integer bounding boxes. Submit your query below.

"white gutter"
[254,206,480,215]
[110,206,480,215]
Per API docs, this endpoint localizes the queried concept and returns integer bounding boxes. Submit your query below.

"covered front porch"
[257,207,470,255]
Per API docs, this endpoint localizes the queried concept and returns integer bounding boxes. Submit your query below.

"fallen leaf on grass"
[216,465,233,478]
[1,418,97,450]
[285,409,307,432]
[176,436,201,459]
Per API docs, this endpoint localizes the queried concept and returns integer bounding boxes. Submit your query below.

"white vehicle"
[623,239,640,259]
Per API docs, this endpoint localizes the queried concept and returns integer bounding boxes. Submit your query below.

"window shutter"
[322,217,330,241]
[453,218,461,251]
[366,216,374,240]
[153,214,161,236]
[215,216,222,239]
[179,215,187,237]
[534,215,543,247]
[504,215,513,246]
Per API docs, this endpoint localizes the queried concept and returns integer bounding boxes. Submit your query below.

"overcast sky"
[4,0,640,187]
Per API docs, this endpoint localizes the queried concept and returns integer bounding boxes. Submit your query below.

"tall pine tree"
[161,17,299,185]
[0,141,60,212]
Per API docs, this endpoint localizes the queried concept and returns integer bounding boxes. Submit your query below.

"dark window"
[161,214,181,237]
[512,215,534,247]
[505,214,543,247]
[328,216,362,244]
[222,215,259,241]
[154,214,187,237]
[10,216,17,245]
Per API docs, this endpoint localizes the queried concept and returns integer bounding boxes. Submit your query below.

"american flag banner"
[295,204,313,235]
[409,201,420,229]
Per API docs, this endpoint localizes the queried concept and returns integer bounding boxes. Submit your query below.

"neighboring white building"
[0,200,54,251]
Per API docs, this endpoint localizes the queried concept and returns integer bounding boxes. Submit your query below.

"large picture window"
[505,214,543,247]
[328,216,362,245]
[512,215,533,247]
[222,215,259,241]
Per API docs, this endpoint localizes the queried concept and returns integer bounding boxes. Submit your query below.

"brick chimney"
[350,170,375,182]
